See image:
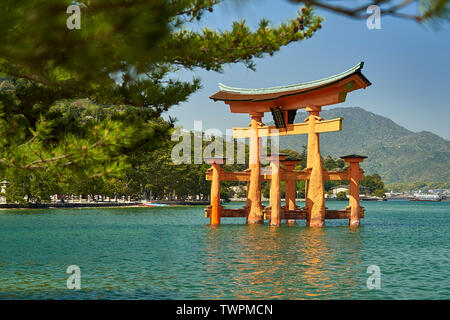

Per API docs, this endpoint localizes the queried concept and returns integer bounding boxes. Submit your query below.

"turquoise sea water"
[0,201,448,299]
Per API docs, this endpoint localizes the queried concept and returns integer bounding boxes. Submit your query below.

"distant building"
[332,185,349,195]
[331,185,370,197]
[0,179,9,204]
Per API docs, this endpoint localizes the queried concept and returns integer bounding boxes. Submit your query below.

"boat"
[409,194,442,202]
[141,202,169,207]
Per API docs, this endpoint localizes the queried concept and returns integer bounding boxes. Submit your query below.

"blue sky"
[166,1,450,139]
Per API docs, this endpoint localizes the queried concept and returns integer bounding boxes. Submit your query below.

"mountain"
[278,107,450,185]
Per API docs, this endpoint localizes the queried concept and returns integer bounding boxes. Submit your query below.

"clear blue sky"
[166,0,450,139]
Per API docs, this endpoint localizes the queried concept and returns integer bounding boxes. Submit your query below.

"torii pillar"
[267,154,287,227]
[282,158,301,225]
[305,106,326,227]
[247,112,264,224]
[342,155,367,227]
[205,157,226,225]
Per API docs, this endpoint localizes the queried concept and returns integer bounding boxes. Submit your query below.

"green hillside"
[279,107,450,185]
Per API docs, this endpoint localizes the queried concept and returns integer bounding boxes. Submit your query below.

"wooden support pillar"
[210,163,221,225]
[247,112,264,224]
[285,172,296,210]
[282,160,300,225]
[205,157,226,225]
[245,170,251,209]
[285,179,296,226]
[305,106,325,227]
[268,155,283,226]
[342,155,367,227]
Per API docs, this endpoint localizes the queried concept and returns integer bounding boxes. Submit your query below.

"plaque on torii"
[207,62,371,227]
[232,117,343,139]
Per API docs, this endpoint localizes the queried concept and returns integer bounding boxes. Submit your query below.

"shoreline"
[0,200,211,210]
[1,198,446,210]
[0,202,142,210]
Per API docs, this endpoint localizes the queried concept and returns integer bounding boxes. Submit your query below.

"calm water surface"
[0,201,448,299]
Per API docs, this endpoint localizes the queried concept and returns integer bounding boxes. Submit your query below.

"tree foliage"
[361,173,386,196]
[289,0,450,23]
[336,191,348,201]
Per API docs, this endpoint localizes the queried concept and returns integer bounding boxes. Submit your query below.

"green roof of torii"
[218,62,368,94]
[210,62,371,102]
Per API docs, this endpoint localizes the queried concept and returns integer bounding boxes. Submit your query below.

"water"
[0,201,448,299]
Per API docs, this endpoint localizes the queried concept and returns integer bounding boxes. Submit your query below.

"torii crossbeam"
[207,62,371,227]
[232,117,343,138]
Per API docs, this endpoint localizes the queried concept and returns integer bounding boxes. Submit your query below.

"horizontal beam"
[205,207,248,218]
[220,172,250,181]
[263,171,310,181]
[281,209,307,220]
[324,171,349,181]
[205,207,365,219]
[264,208,365,220]
[206,169,354,181]
[233,118,343,139]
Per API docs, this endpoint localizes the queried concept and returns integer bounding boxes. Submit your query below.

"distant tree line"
[386,181,450,193]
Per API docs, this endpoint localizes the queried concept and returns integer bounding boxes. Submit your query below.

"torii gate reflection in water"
[205,62,371,227]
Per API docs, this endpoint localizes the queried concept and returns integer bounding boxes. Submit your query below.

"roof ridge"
[217,62,364,95]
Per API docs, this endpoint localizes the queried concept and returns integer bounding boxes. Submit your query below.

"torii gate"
[205,62,371,227]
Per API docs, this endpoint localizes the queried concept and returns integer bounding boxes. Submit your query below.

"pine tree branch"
[288,0,446,22]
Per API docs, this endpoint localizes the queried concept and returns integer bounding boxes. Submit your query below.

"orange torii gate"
[205,62,371,227]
